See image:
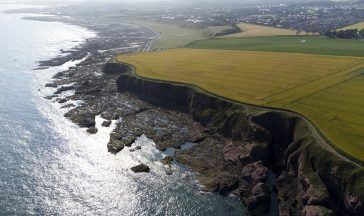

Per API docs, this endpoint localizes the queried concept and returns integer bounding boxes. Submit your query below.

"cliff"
[107,63,364,215]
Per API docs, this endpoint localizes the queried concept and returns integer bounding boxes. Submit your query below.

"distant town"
[149,0,364,35]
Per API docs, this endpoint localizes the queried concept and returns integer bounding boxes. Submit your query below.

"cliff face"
[110,63,364,215]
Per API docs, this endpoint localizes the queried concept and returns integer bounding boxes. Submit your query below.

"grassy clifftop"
[117,42,364,162]
[113,66,364,214]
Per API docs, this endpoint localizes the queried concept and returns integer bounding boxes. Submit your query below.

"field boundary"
[114,59,364,166]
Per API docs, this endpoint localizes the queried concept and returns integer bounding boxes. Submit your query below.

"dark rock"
[54,85,74,94]
[160,156,173,165]
[302,205,335,216]
[216,173,240,194]
[45,83,58,88]
[241,161,268,182]
[131,164,150,173]
[345,194,364,215]
[107,140,124,153]
[44,95,57,100]
[103,63,132,75]
[53,72,65,79]
[61,104,75,109]
[87,126,98,134]
[244,183,270,216]
[129,146,142,152]
[70,114,96,128]
[58,98,68,104]
[34,66,49,70]
[77,87,101,95]
[124,137,136,147]
[101,120,112,127]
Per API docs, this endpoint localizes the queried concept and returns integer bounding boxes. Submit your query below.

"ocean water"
[0,4,245,215]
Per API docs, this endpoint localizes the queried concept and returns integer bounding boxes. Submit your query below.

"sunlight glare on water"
[0,4,245,215]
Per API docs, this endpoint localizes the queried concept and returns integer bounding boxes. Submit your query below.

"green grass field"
[117,43,364,161]
[186,35,364,57]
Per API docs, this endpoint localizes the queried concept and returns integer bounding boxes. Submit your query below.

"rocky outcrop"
[160,156,173,165]
[101,120,112,127]
[87,126,98,134]
[112,63,364,216]
[131,164,150,173]
[106,107,206,154]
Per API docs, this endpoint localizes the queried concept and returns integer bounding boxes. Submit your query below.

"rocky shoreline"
[36,18,266,214]
[112,63,364,216]
[21,7,363,216]
[28,7,248,212]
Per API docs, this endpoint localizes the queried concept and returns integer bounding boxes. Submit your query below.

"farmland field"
[133,20,207,50]
[186,35,364,57]
[117,48,364,161]
[134,21,237,50]
[220,22,298,38]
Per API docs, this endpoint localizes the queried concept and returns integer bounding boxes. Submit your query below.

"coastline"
[117,61,362,167]
[34,8,363,215]
[112,63,364,215]
[6,4,363,216]
[18,5,246,215]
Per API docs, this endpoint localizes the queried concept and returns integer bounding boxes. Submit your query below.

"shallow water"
[0,4,245,215]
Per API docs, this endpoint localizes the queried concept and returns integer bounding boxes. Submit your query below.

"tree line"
[214,24,241,37]
[324,28,364,39]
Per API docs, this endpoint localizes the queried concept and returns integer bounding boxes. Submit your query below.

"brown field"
[220,22,299,38]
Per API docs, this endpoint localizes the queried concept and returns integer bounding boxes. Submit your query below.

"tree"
[324,30,336,38]
[336,29,358,39]
[359,29,364,39]
[344,29,358,39]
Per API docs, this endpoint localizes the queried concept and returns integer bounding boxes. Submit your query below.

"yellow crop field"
[116,48,364,161]
[338,22,364,30]
[220,22,299,38]
[292,75,364,161]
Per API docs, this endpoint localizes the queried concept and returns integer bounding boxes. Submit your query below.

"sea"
[0,4,245,215]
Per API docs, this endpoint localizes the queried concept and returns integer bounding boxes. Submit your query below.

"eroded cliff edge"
[108,63,364,216]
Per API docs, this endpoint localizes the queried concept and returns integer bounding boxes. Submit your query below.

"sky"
[2,0,341,7]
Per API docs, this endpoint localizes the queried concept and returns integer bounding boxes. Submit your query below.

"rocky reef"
[111,63,364,216]
[33,3,364,214]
